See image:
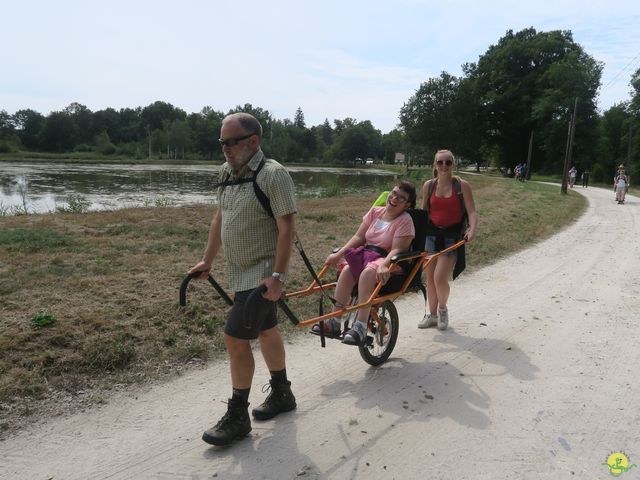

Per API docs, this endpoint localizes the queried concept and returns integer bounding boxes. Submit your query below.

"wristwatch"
[271,272,285,282]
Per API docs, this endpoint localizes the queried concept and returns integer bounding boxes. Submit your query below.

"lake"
[0,162,396,215]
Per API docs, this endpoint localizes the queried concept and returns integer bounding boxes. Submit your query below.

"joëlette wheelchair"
[179,210,465,367]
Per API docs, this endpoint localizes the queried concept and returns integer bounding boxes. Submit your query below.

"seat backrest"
[406,208,428,253]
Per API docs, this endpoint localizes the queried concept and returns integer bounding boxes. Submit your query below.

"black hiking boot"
[252,380,297,420]
[202,400,251,446]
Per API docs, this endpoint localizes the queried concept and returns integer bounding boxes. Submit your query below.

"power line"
[601,51,640,92]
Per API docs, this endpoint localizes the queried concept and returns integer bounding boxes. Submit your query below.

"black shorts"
[225,288,278,340]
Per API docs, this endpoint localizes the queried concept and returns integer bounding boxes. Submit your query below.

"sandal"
[310,318,341,339]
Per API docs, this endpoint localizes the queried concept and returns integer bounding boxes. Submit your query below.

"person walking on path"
[569,166,577,188]
[519,163,527,182]
[614,165,629,204]
[581,169,590,188]
[188,112,297,446]
[418,150,478,331]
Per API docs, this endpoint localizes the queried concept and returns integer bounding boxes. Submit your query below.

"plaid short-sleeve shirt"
[217,150,297,292]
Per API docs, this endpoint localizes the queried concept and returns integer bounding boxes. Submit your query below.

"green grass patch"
[319,183,341,197]
[459,173,586,269]
[31,312,57,329]
[144,242,182,255]
[0,228,79,253]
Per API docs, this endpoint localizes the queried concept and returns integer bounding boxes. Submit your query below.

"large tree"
[328,120,382,164]
[293,107,306,128]
[187,107,224,159]
[64,102,95,145]
[465,28,602,171]
[400,72,467,155]
[13,109,45,150]
[625,67,640,179]
[38,111,76,152]
[140,101,186,132]
[597,104,629,180]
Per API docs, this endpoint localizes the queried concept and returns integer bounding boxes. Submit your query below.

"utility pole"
[561,98,578,194]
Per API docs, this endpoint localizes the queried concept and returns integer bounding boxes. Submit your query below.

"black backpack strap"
[214,159,274,219]
[252,159,274,218]
[452,177,466,218]
[425,179,436,215]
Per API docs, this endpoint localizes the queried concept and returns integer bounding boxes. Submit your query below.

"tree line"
[0,102,392,166]
[1,27,638,181]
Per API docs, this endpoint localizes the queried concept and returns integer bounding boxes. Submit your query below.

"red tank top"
[430,182,463,228]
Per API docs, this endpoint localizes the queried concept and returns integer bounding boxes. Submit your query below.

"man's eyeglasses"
[389,189,409,203]
[436,159,453,167]
[218,133,255,147]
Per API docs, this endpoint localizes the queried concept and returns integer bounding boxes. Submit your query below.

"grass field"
[0,173,586,434]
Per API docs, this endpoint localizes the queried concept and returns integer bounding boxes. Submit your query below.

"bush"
[116,141,145,158]
[73,144,93,153]
[0,133,21,152]
[100,143,116,155]
[57,194,91,213]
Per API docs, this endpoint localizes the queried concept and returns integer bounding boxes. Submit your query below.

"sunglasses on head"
[436,159,453,166]
[218,133,255,147]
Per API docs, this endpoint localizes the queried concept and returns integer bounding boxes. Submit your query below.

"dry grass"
[0,174,585,434]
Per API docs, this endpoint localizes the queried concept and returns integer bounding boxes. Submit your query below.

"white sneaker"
[437,308,449,331]
[418,313,438,329]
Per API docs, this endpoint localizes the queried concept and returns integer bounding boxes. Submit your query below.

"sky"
[2,0,640,133]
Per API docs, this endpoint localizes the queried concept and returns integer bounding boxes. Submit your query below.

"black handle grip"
[179,272,233,307]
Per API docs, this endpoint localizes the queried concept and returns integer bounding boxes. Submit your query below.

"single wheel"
[359,300,399,366]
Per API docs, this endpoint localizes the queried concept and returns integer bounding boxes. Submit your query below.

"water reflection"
[0,162,395,215]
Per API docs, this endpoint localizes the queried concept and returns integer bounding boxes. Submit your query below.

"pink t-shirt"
[363,207,415,251]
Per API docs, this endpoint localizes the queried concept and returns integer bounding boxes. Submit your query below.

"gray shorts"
[225,288,278,340]
[425,235,458,258]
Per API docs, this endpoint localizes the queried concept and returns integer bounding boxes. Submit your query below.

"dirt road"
[2,185,639,480]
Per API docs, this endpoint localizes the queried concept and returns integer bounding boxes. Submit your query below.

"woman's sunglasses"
[436,159,453,166]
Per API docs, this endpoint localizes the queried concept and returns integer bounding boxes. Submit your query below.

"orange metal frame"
[285,240,466,328]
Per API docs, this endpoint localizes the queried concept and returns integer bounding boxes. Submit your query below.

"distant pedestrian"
[614,166,629,204]
[568,166,577,188]
[581,169,590,188]
[519,163,527,182]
